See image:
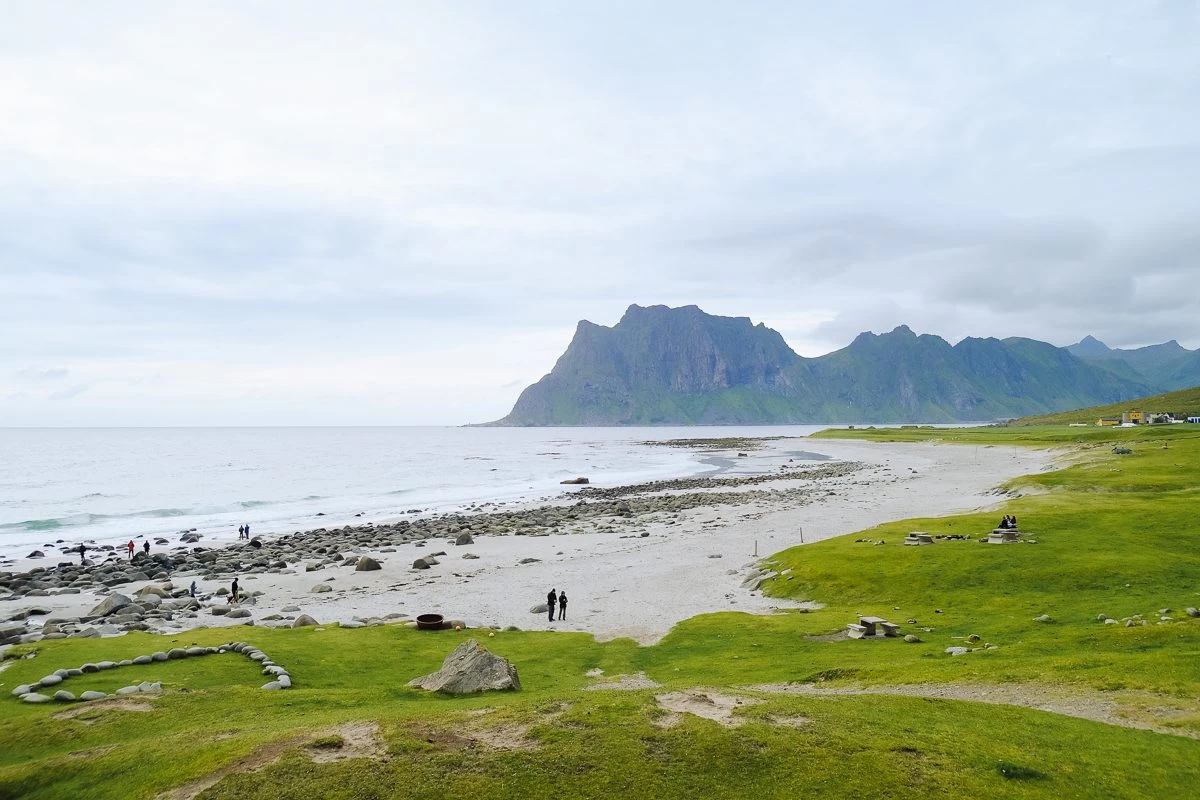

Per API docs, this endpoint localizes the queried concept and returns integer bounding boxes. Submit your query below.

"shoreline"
[0,438,1057,647]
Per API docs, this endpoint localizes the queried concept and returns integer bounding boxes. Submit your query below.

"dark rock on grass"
[292,614,319,628]
[407,639,521,694]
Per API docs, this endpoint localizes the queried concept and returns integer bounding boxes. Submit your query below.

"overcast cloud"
[3,1,1199,425]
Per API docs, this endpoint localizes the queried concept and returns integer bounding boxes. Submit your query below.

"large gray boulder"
[355,556,382,572]
[407,639,521,694]
[292,614,319,628]
[89,593,133,617]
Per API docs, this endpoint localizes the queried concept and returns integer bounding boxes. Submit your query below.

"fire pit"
[416,613,444,631]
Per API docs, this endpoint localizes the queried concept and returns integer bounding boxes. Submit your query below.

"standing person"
[231,577,240,604]
[546,588,557,622]
[558,590,568,621]
[127,540,135,560]
[78,543,87,564]
[189,581,197,598]
[244,523,251,540]
[142,540,150,555]
[238,525,244,540]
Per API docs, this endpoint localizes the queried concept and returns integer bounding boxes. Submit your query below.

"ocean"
[0,425,833,557]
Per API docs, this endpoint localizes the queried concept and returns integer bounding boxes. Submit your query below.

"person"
[189,580,197,598]
[238,525,244,539]
[78,543,87,564]
[142,540,150,555]
[1010,515,1018,529]
[231,577,240,604]
[244,523,251,540]
[558,590,568,621]
[546,588,557,622]
[127,540,135,560]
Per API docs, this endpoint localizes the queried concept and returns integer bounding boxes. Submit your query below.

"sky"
[3,1,1200,426]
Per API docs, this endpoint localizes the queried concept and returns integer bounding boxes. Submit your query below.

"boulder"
[462,553,480,560]
[454,532,474,546]
[355,556,382,572]
[79,691,108,701]
[89,593,134,617]
[22,693,52,703]
[11,684,32,697]
[530,603,549,614]
[412,559,432,570]
[407,639,521,694]
[1186,607,1199,618]
[312,584,333,593]
[53,690,76,702]
[292,614,319,628]
[559,477,589,485]
[210,605,232,616]
[226,608,252,619]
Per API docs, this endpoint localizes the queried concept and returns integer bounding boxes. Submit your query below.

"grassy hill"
[1010,384,1200,426]
[3,425,1200,799]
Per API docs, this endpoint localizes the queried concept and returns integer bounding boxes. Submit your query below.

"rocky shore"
[1,438,1056,647]
[0,458,867,647]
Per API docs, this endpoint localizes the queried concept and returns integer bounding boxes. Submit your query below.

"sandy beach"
[1,437,1056,647]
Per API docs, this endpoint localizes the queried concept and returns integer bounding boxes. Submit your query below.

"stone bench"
[846,623,868,639]
[879,622,901,637]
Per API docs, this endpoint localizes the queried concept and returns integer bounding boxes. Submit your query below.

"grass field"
[2,425,1198,799]
[1010,384,1200,426]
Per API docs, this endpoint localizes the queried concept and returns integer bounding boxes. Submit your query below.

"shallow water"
[0,425,836,556]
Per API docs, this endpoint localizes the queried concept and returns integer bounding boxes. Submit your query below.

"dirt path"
[742,682,1200,739]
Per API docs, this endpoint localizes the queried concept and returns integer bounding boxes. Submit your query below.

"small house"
[1121,410,1144,425]
[1097,418,1120,426]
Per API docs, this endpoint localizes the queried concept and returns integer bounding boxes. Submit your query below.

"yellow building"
[1097,418,1120,426]
[1122,410,1144,424]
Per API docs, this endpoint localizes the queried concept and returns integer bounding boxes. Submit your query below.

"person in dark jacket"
[547,589,557,622]
[231,577,240,604]
[558,591,568,620]
[142,540,150,555]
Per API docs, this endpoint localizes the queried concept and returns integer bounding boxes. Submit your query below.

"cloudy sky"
[4,1,1199,425]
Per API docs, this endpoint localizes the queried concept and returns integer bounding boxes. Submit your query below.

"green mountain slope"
[491,305,1158,425]
[1013,384,1200,425]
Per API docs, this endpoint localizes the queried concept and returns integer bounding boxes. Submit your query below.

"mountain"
[490,305,1160,425]
[1067,336,1198,390]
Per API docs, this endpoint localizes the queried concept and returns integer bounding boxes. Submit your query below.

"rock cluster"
[8,640,293,703]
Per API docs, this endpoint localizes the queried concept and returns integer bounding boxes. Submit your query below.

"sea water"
[0,425,833,557]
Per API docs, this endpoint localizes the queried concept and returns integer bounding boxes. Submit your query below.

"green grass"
[2,425,1199,798]
[1011,384,1200,426]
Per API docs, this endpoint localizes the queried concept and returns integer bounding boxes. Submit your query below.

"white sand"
[5,439,1057,646]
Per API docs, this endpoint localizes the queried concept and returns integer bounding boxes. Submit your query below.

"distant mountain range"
[487,305,1198,425]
